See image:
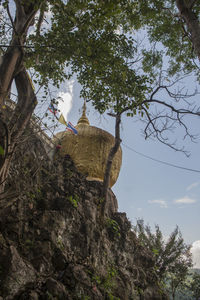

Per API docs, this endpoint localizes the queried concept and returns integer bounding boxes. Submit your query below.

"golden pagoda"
[54,102,122,187]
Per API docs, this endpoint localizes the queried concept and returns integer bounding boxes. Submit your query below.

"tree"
[134,0,200,77]
[189,272,200,300]
[0,0,40,192]
[166,253,192,300]
[0,0,144,194]
[87,1,200,211]
[176,0,200,62]
[100,0,200,203]
[133,219,192,296]
[99,70,200,211]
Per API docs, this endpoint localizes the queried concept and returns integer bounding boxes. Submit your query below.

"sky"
[53,78,200,268]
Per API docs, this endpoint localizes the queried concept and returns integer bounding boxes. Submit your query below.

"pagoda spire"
[77,100,90,126]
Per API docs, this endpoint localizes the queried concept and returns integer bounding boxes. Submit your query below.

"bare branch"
[144,98,200,116]
[6,2,18,35]
[142,106,190,156]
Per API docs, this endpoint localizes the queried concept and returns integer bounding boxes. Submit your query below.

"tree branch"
[36,3,46,36]
[102,113,121,216]
[143,98,200,116]
[6,2,18,35]
[141,105,191,156]
[176,0,200,60]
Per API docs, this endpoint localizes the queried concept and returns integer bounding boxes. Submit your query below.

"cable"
[122,143,200,173]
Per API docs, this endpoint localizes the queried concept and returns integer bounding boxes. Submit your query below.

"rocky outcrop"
[0,133,168,299]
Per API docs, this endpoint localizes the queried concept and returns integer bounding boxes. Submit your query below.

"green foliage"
[83,296,90,300]
[25,1,144,91]
[1,0,200,189]
[46,291,54,300]
[0,145,4,156]
[165,257,193,299]
[106,218,121,239]
[76,291,91,300]
[90,265,119,299]
[26,192,36,200]
[56,235,64,251]
[163,269,200,299]
[26,188,42,202]
[65,168,73,179]
[1,0,151,118]
[24,239,34,250]
[98,197,104,205]
[135,0,200,79]
[142,49,163,79]
[134,219,192,286]
[189,272,200,300]
[68,194,79,208]
[2,0,198,133]
[152,248,159,257]
[102,266,118,297]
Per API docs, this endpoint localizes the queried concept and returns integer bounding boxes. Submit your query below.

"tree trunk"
[101,114,121,216]
[176,0,200,61]
[0,67,37,193]
[0,0,39,105]
[0,42,22,106]
[0,1,41,193]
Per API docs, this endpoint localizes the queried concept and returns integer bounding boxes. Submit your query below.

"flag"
[58,113,67,126]
[66,122,78,135]
[48,103,57,115]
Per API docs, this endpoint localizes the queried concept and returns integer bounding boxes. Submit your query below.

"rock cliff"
[0,130,168,299]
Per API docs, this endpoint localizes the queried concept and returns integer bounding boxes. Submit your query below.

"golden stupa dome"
[54,102,122,187]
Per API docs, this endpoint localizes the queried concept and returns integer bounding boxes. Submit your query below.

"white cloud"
[191,240,200,268]
[186,181,200,191]
[148,199,168,208]
[174,196,197,204]
[57,80,74,121]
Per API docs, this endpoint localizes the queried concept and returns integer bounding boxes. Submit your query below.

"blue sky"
[115,114,200,245]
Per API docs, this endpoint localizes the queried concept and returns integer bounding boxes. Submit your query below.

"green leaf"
[152,248,159,256]
[86,47,92,57]
[0,145,4,156]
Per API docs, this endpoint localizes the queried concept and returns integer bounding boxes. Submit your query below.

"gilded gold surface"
[54,121,122,188]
